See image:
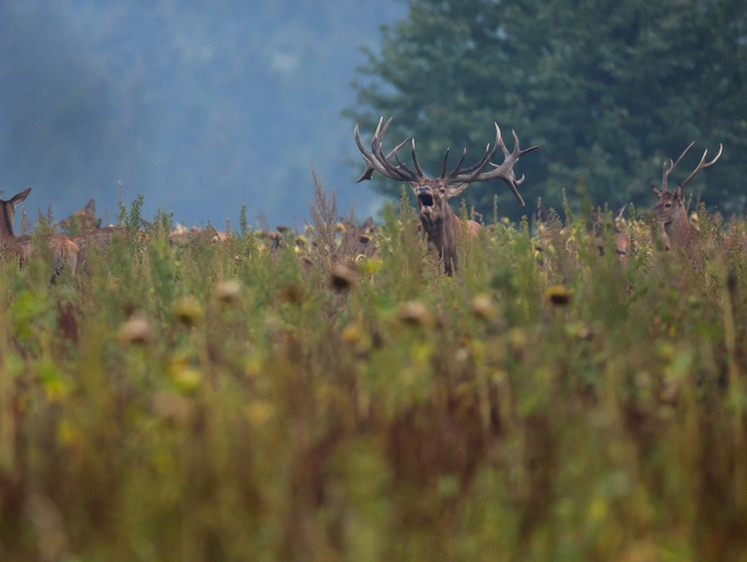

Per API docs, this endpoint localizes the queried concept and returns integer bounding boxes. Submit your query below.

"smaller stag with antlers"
[652,142,723,259]
[355,117,537,274]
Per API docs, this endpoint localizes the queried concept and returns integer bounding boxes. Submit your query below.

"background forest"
[351,0,747,222]
[1,0,745,226]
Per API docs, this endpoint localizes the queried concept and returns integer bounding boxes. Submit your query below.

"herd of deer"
[355,117,727,272]
[0,117,727,279]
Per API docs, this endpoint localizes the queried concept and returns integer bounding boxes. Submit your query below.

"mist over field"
[0,0,404,228]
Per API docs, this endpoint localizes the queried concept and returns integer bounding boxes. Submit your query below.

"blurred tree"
[348,0,747,220]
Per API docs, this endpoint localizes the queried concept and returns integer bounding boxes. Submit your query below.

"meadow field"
[1,182,746,562]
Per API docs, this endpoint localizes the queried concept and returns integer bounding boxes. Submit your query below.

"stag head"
[354,117,537,223]
[651,142,722,225]
[355,117,537,274]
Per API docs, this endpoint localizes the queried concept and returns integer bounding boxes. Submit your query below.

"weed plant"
[0,186,746,562]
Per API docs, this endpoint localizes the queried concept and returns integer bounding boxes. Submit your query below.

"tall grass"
[0,190,746,562]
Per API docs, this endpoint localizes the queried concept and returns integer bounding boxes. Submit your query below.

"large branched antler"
[661,141,723,192]
[451,128,538,206]
[355,117,537,205]
[354,117,422,183]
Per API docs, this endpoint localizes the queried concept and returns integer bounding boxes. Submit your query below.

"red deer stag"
[0,188,80,277]
[355,117,537,274]
[652,142,723,259]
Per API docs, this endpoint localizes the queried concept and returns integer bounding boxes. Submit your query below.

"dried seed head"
[173,297,204,326]
[545,285,571,306]
[341,324,362,344]
[359,233,370,244]
[118,312,154,344]
[152,391,191,425]
[470,294,497,320]
[170,366,203,394]
[295,235,307,248]
[215,279,242,304]
[330,264,356,290]
[280,284,304,304]
[246,400,275,427]
[399,301,431,327]
[336,223,346,234]
[276,224,290,233]
[508,328,527,352]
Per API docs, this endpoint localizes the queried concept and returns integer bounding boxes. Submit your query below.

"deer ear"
[9,188,31,209]
[651,185,662,197]
[675,185,684,200]
[445,183,469,199]
[409,181,420,193]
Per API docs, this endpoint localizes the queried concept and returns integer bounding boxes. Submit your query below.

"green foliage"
[349,0,747,220]
[239,204,249,238]
[32,211,54,237]
[116,181,127,226]
[2,191,747,561]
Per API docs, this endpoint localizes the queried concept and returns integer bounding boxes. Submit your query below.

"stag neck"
[420,203,461,274]
[663,206,699,253]
[0,203,17,245]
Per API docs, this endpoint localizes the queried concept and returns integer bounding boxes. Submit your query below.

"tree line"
[348,0,747,221]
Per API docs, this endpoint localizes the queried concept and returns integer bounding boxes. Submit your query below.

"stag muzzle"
[416,186,434,212]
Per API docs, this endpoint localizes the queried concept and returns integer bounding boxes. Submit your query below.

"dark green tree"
[348,0,747,221]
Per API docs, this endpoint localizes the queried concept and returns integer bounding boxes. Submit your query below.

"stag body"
[652,142,723,259]
[0,188,80,276]
[356,117,536,274]
[413,179,481,274]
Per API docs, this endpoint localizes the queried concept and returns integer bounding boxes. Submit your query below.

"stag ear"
[613,205,626,223]
[651,185,662,197]
[445,183,469,199]
[674,185,684,200]
[9,188,31,209]
[409,181,420,193]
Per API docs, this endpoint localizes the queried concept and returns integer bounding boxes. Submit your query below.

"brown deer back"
[7,234,80,277]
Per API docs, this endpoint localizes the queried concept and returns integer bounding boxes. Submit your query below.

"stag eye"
[665,203,672,208]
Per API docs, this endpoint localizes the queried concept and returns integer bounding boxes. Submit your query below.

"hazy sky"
[0,0,406,230]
